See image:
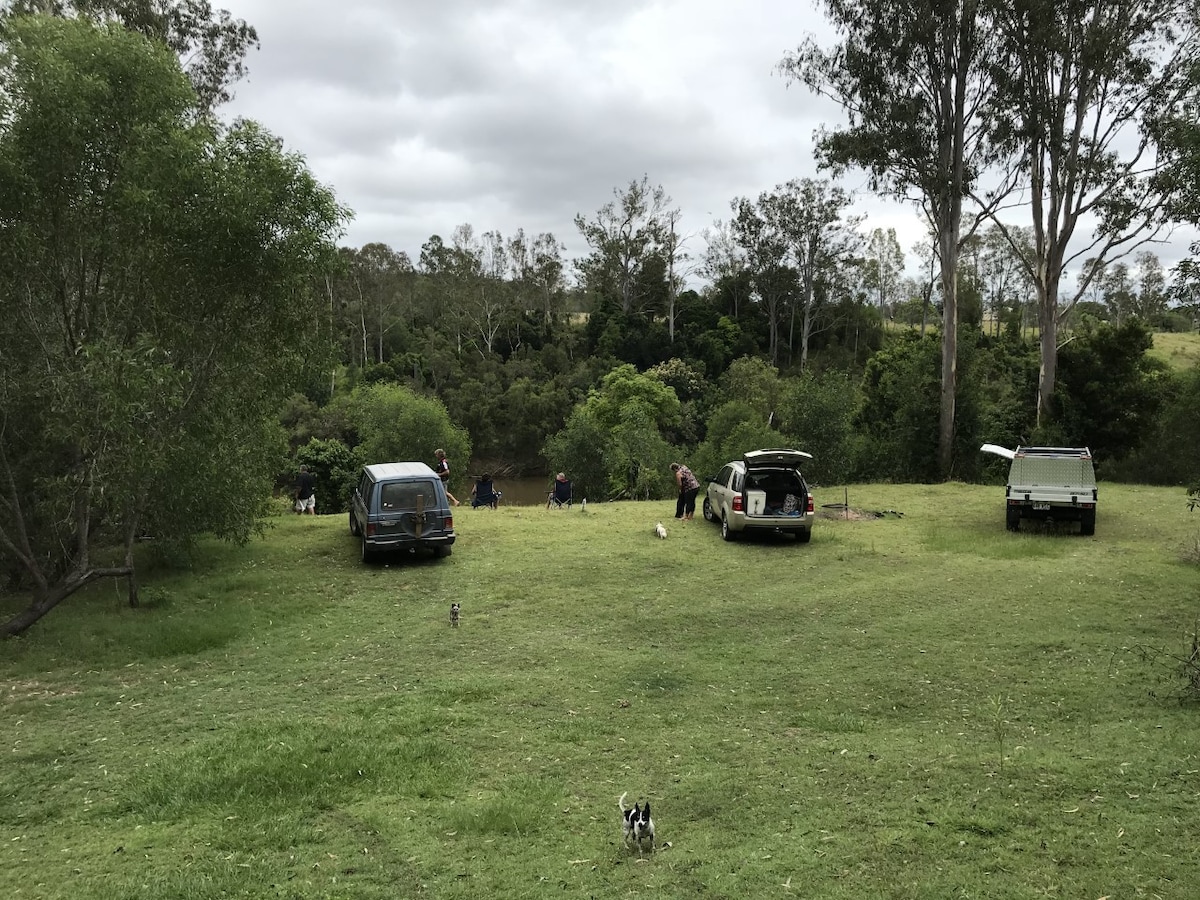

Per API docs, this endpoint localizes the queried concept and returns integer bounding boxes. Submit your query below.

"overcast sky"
[216,0,1197,286]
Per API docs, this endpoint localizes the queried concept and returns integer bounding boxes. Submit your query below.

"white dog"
[654,522,667,540]
[619,792,656,855]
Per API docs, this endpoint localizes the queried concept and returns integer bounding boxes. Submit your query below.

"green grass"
[3,485,1200,899]
[1149,331,1200,371]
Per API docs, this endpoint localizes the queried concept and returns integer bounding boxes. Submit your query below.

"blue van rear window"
[379,480,438,510]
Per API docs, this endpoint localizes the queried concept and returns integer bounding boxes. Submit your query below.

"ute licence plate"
[1032,502,1050,511]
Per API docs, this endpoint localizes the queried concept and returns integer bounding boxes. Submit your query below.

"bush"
[692,401,781,484]
[543,365,681,501]
[1110,367,1200,485]
[294,438,359,514]
[855,333,942,481]
[344,383,471,491]
[775,370,862,484]
[1053,320,1168,465]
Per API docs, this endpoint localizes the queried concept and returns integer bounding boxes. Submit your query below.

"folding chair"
[547,476,573,509]
[470,475,501,509]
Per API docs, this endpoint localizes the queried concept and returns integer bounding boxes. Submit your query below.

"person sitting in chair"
[470,473,501,509]
[547,472,573,509]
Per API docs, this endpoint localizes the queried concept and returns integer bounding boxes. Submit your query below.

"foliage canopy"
[0,14,346,635]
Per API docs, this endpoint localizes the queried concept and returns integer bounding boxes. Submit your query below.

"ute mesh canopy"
[1010,447,1095,489]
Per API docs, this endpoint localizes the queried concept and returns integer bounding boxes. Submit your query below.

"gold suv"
[702,449,816,543]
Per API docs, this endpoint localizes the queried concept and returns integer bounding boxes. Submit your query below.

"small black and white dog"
[618,791,655,855]
[449,602,460,627]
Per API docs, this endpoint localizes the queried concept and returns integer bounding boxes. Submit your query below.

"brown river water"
[458,474,564,507]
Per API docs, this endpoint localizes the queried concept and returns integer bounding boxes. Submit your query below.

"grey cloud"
[215,0,1196,279]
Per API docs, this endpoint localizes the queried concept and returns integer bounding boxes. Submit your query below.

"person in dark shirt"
[294,465,316,515]
[434,449,461,506]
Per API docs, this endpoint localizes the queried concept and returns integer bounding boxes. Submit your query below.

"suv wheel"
[721,514,737,542]
[433,545,452,558]
[794,529,811,544]
[361,536,375,564]
[349,510,360,536]
[702,497,715,522]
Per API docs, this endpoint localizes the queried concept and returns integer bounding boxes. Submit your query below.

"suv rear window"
[380,480,439,510]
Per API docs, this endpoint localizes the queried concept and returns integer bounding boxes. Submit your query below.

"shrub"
[692,400,780,484]
[344,383,471,491]
[1110,367,1200,485]
[294,438,359,515]
[855,333,942,481]
[775,370,861,484]
[543,365,681,501]
[542,408,611,501]
[1054,320,1169,464]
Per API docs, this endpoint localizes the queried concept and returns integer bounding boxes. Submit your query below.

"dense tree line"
[289,161,1196,494]
[290,208,1195,508]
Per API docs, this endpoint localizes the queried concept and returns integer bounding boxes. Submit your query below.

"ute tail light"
[732,495,744,512]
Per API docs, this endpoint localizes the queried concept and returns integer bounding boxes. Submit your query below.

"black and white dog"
[449,602,460,627]
[618,791,655,855]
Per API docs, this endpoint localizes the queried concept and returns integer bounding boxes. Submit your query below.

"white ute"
[981,445,1098,536]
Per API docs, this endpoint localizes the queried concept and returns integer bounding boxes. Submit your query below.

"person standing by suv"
[434,449,461,507]
[671,462,700,521]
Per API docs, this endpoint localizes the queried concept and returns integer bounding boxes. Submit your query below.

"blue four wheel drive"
[349,462,456,562]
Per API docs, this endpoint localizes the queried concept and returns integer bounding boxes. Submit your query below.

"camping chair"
[547,477,573,509]
[470,476,501,509]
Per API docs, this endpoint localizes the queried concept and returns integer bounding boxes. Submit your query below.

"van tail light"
[444,515,454,529]
[806,495,814,514]
[366,523,376,536]
[732,495,743,512]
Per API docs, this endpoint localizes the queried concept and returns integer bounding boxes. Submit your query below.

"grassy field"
[1149,332,1200,371]
[3,484,1199,899]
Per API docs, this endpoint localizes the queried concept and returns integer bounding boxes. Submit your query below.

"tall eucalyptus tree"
[982,0,1197,423]
[775,179,863,370]
[700,219,752,319]
[976,224,1035,335]
[782,0,1002,477]
[507,228,567,328]
[864,228,906,320]
[730,192,795,367]
[574,176,676,317]
[355,243,413,364]
[1133,251,1167,322]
